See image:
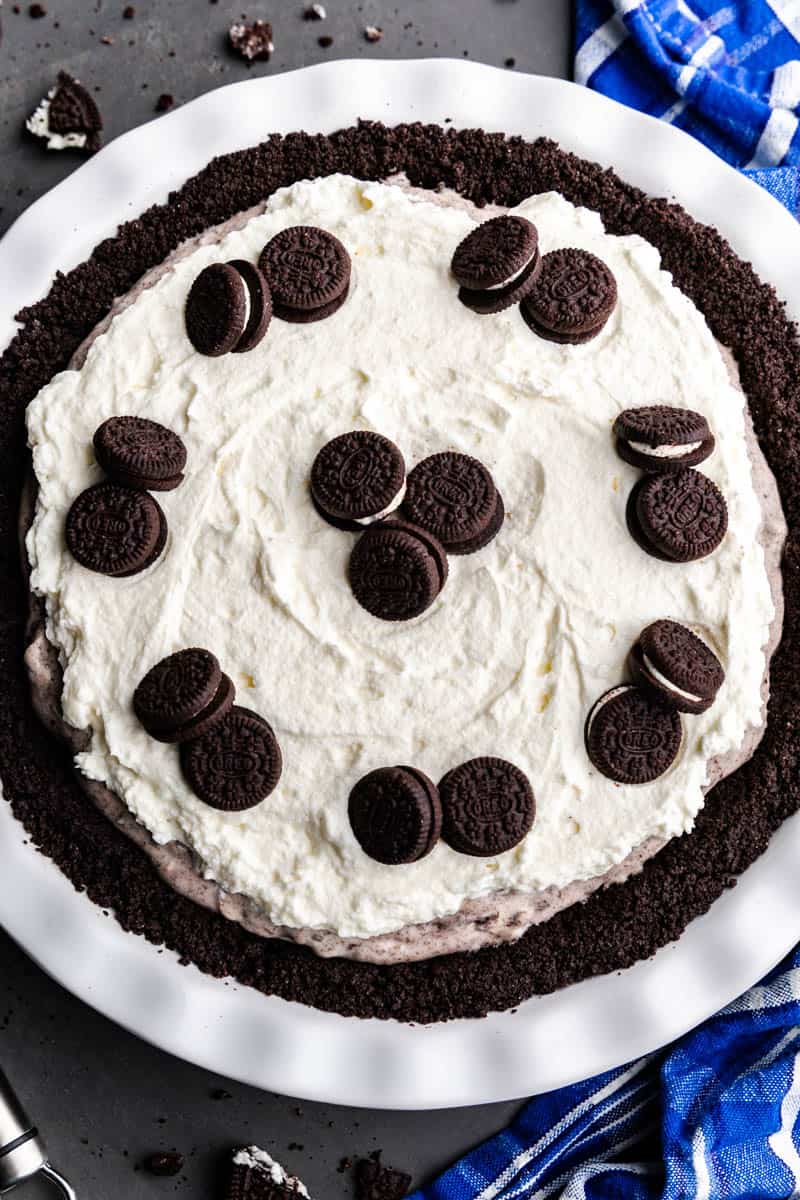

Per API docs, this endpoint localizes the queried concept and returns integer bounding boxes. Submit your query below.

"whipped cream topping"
[26,175,777,941]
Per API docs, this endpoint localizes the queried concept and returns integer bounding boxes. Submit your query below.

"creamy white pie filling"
[26,175,778,941]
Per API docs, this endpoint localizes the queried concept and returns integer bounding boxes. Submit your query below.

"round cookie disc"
[402,452,499,554]
[311,430,406,523]
[349,522,447,621]
[134,648,222,735]
[348,765,442,865]
[439,757,535,857]
[636,469,728,562]
[65,483,165,577]
[259,226,351,314]
[185,263,248,357]
[585,685,683,784]
[614,405,714,473]
[451,215,539,291]
[631,619,725,714]
[521,248,617,343]
[93,416,187,491]
[227,259,273,353]
[180,706,282,811]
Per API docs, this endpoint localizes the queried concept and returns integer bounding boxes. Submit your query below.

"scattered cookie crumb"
[505,56,516,68]
[29,2,46,16]
[123,4,135,16]
[318,33,333,47]
[155,93,174,112]
[364,25,383,42]
[228,19,274,61]
[356,1156,412,1200]
[100,34,114,44]
[304,3,326,18]
[144,1152,184,1178]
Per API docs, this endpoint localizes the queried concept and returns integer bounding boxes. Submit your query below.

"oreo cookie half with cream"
[451,215,541,314]
[615,405,715,472]
[226,1146,310,1199]
[26,71,103,154]
[629,619,725,714]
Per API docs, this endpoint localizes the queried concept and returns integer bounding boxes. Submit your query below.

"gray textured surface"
[0,3,571,1197]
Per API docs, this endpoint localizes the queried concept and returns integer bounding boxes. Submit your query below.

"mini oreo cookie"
[134,648,221,734]
[150,674,236,744]
[348,765,442,864]
[259,226,350,322]
[66,483,166,577]
[630,619,725,714]
[614,405,714,473]
[349,519,448,621]
[180,706,282,811]
[521,248,617,343]
[585,685,682,784]
[311,430,406,526]
[439,757,535,857]
[452,215,541,315]
[185,260,271,356]
[403,452,502,554]
[635,469,728,562]
[93,416,188,491]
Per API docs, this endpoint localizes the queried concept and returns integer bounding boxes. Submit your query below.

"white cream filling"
[233,1147,308,1198]
[482,253,535,291]
[627,438,704,458]
[26,176,776,940]
[641,651,704,703]
[26,93,88,152]
[353,477,407,524]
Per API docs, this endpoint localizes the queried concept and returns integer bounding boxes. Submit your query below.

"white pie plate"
[2,59,800,1110]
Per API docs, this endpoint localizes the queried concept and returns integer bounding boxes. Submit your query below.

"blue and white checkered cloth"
[411,6,800,1196]
[411,946,800,1198]
[575,0,800,215]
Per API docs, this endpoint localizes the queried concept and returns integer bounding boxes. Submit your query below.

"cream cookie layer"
[26,175,778,941]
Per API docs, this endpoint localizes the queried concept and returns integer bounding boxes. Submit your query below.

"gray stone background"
[0,3,572,1196]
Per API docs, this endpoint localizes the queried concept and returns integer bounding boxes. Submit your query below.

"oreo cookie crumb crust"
[1,123,797,1023]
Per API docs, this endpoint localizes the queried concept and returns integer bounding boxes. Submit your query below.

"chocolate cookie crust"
[2,122,797,1023]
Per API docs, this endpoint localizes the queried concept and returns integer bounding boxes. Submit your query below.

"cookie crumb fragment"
[144,1152,184,1177]
[227,1146,310,1198]
[155,93,174,112]
[303,3,326,18]
[26,71,103,153]
[29,2,46,16]
[318,33,333,46]
[123,4,135,16]
[364,24,383,41]
[228,19,274,61]
[356,1156,412,1200]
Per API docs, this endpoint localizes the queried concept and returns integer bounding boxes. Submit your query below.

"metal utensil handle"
[0,1068,75,1197]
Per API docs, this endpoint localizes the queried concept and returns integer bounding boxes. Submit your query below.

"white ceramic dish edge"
[1,60,799,1110]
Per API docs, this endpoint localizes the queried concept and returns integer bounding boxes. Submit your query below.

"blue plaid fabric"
[410,947,800,1198]
[575,0,800,216]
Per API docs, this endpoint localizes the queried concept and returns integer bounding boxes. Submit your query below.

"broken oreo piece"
[133,647,235,743]
[403,452,503,555]
[228,20,274,61]
[439,757,535,857]
[259,226,351,322]
[349,519,448,621]
[614,405,714,472]
[180,706,282,811]
[26,71,103,154]
[93,416,187,492]
[356,1157,413,1200]
[227,1146,308,1200]
[311,430,406,528]
[348,765,442,864]
[452,215,541,315]
[634,469,728,562]
[585,685,683,784]
[630,619,725,714]
[521,248,617,343]
[185,260,272,356]
[66,483,166,577]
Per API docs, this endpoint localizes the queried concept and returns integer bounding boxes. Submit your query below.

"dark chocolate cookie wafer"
[134,647,235,742]
[227,259,273,353]
[349,520,448,620]
[439,757,535,857]
[403,452,502,554]
[614,405,714,473]
[311,430,406,526]
[273,283,350,325]
[348,765,442,864]
[93,416,187,491]
[452,215,541,315]
[185,263,248,356]
[66,483,166,576]
[150,674,236,744]
[355,1157,413,1200]
[630,619,725,714]
[180,706,282,811]
[586,685,683,784]
[521,248,617,343]
[259,226,351,321]
[636,469,728,562]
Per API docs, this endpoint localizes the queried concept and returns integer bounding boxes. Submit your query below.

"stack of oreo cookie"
[134,648,282,811]
[65,416,187,577]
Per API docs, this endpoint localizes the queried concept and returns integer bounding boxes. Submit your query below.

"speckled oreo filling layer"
[1,123,798,1022]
